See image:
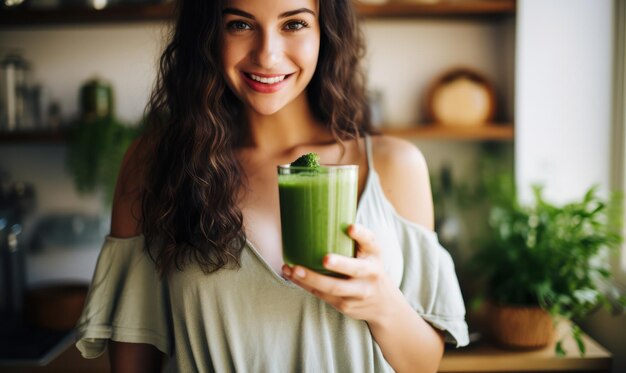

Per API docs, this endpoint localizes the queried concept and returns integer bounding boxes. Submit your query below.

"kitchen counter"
[0,344,109,373]
[0,322,610,372]
[0,312,108,373]
[440,322,611,372]
[0,315,75,367]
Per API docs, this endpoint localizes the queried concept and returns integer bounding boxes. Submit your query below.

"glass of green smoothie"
[278,156,358,277]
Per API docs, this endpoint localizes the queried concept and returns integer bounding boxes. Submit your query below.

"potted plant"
[66,79,142,206]
[471,184,625,356]
[67,116,141,206]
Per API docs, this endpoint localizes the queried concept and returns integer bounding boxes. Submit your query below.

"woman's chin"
[248,102,287,117]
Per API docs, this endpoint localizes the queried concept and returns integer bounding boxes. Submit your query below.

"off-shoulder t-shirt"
[75,136,469,372]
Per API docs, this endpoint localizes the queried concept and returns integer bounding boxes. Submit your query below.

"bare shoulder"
[110,137,145,238]
[371,135,434,230]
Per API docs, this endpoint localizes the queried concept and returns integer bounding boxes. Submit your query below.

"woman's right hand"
[282,224,401,325]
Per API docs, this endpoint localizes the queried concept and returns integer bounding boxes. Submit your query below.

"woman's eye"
[284,20,309,31]
[227,21,252,32]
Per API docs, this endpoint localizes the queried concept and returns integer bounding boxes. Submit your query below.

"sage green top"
[75,137,469,372]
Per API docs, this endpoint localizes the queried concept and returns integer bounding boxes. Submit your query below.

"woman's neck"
[240,93,333,154]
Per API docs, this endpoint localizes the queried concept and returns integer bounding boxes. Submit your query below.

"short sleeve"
[395,218,470,348]
[75,235,172,358]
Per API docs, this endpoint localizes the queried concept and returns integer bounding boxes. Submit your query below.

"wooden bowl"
[24,283,89,331]
[425,67,497,126]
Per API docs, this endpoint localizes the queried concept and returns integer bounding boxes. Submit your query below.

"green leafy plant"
[66,117,142,206]
[471,184,626,356]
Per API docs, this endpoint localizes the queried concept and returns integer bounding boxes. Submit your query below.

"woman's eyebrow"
[279,8,316,18]
[223,8,255,19]
[222,8,316,20]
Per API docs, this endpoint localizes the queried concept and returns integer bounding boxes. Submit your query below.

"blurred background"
[0,0,625,372]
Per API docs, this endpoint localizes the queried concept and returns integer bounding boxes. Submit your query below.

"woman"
[76,0,469,372]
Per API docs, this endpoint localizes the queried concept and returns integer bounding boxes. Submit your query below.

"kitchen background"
[0,7,517,285]
[0,0,625,372]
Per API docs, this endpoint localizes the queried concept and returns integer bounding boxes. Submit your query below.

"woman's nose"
[253,30,282,68]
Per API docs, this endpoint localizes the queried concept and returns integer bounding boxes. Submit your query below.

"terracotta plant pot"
[488,302,555,349]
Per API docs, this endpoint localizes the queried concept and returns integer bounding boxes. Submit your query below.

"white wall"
[0,145,101,214]
[515,0,613,203]
[0,23,167,124]
[516,1,624,372]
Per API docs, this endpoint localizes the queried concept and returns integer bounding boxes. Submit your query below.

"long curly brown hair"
[140,0,375,277]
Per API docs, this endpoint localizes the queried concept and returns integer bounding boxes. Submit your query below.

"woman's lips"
[242,72,293,94]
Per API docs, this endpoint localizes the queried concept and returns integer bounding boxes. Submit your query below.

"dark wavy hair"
[140,0,375,278]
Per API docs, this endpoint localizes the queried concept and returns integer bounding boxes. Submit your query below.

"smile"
[242,72,294,93]
[248,73,286,84]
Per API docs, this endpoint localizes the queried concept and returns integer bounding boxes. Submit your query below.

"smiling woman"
[220,2,320,113]
[73,0,469,372]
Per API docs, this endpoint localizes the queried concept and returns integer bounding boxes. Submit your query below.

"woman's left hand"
[282,224,402,324]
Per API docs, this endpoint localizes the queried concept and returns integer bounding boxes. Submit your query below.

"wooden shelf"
[0,130,69,144]
[357,0,515,19]
[0,3,175,27]
[0,0,515,27]
[440,321,611,372]
[381,124,514,141]
[0,125,514,144]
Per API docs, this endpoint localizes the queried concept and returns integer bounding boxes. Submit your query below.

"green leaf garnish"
[291,153,320,168]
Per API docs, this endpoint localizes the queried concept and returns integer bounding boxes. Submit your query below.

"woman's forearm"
[367,287,445,373]
[108,341,164,373]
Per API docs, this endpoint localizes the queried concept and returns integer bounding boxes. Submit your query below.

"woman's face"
[221,0,320,116]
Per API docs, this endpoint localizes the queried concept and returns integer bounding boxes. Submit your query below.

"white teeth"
[249,73,286,84]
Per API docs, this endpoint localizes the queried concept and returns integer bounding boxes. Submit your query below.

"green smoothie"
[278,164,358,276]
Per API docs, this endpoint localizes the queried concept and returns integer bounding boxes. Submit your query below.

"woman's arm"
[284,225,444,373]
[283,136,446,373]
[110,139,144,238]
[108,138,165,372]
[346,226,445,373]
[109,341,164,373]
[367,137,445,371]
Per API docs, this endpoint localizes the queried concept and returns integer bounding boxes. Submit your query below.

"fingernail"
[283,266,292,277]
[325,255,335,267]
[295,267,306,278]
[352,224,361,234]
